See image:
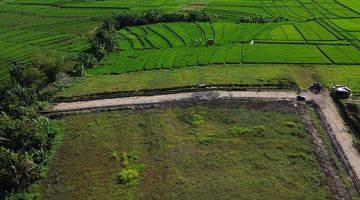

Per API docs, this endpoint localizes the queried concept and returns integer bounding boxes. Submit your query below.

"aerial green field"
[0,0,190,87]
[41,101,344,199]
[0,0,359,93]
[2,1,360,199]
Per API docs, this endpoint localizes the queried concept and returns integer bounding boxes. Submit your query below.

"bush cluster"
[113,10,211,29]
[0,84,58,198]
[185,112,205,127]
[228,125,266,136]
[8,50,97,96]
[114,152,140,187]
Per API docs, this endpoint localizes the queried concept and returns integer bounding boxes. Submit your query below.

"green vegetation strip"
[57,64,295,97]
[42,102,332,199]
[57,64,360,98]
[315,66,360,92]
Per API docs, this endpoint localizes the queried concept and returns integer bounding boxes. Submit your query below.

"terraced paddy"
[0,0,189,88]
[0,0,359,93]
[92,19,360,75]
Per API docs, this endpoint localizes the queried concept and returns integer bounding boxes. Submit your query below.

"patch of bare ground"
[298,105,348,200]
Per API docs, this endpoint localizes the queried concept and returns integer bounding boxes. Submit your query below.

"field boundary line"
[163,24,187,46]
[315,45,335,64]
[333,0,360,16]
[146,26,173,48]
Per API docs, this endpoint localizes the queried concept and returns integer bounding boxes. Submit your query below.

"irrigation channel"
[46,89,360,196]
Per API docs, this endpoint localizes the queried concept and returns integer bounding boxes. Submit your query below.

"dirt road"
[49,90,360,182]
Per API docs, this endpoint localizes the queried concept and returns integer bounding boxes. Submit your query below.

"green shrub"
[284,122,297,128]
[0,84,39,117]
[40,73,74,99]
[229,125,267,136]
[90,21,116,60]
[77,52,98,69]
[0,113,57,152]
[253,125,267,136]
[111,150,121,162]
[196,135,216,145]
[185,112,205,127]
[0,148,39,193]
[33,51,75,83]
[228,126,252,135]
[112,151,141,186]
[118,168,139,186]
[0,84,58,197]
[69,64,85,77]
[9,64,46,88]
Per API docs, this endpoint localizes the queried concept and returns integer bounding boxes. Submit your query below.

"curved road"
[49,90,360,182]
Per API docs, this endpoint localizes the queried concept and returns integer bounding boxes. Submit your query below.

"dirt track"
[49,90,360,183]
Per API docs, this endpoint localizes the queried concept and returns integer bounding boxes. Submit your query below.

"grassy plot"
[242,43,330,64]
[41,101,333,199]
[57,64,296,97]
[337,0,360,13]
[57,64,360,98]
[315,65,360,92]
[318,45,360,64]
[91,42,337,75]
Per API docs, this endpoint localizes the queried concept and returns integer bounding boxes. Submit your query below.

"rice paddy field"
[0,0,359,92]
[2,1,359,198]
[40,101,357,199]
[0,0,190,88]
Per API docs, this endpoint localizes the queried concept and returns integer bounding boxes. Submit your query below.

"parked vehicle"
[331,85,351,99]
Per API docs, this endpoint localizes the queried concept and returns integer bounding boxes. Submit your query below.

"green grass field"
[56,64,360,98]
[2,1,360,199]
[56,64,299,97]
[41,101,340,199]
[0,0,360,91]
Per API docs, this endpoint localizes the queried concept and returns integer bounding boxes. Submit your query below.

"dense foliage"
[113,10,211,29]
[9,50,88,96]
[0,82,58,198]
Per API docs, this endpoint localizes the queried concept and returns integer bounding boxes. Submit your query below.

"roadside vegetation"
[0,48,84,199]
[0,84,58,199]
[56,64,360,99]
[56,64,296,98]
